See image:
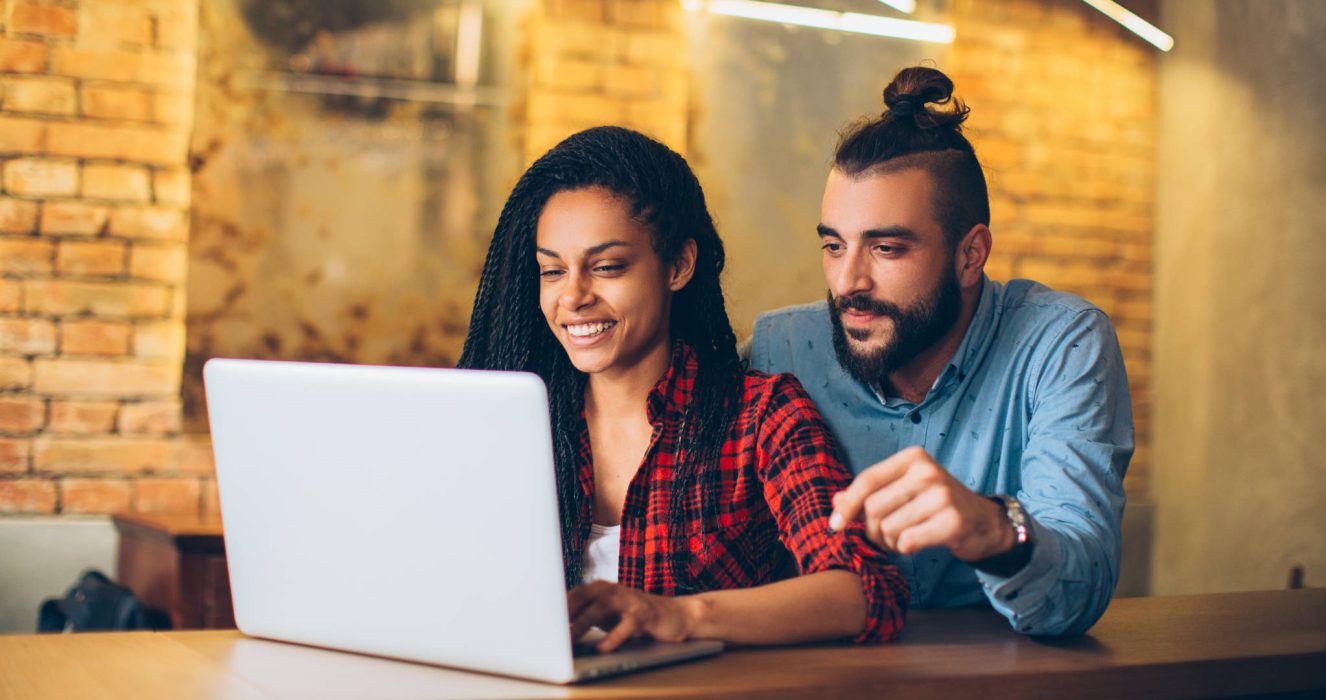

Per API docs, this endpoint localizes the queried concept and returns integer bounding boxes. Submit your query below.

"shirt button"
[910,412,922,424]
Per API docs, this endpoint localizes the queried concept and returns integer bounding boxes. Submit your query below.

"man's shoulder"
[997,278,1110,335]
[753,300,830,330]
[748,300,832,374]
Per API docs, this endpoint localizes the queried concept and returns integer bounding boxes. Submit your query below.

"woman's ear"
[669,239,698,292]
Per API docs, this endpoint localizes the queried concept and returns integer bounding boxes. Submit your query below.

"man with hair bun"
[747,66,1132,636]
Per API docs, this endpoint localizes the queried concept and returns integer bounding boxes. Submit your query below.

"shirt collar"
[645,339,696,426]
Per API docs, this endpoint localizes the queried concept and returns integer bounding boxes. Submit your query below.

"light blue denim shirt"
[749,276,1132,636]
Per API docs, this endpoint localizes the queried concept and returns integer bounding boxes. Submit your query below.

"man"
[747,67,1132,636]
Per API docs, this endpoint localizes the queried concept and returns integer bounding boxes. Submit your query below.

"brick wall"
[0,0,208,516]
[947,0,1155,494]
[523,0,688,162]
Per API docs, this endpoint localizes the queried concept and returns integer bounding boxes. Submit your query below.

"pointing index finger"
[829,447,925,530]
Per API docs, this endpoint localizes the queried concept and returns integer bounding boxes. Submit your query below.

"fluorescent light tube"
[690,0,953,44]
[878,0,916,13]
[1081,0,1174,51]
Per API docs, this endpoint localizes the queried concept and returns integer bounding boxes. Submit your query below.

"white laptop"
[203,358,723,684]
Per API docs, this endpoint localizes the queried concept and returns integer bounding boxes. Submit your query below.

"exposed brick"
[0,236,53,274]
[603,64,658,98]
[133,477,200,514]
[23,279,171,317]
[48,400,118,433]
[0,279,19,313]
[40,201,110,235]
[528,92,624,127]
[129,243,186,283]
[0,197,39,233]
[0,317,57,354]
[81,163,152,202]
[57,239,126,278]
[0,396,44,434]
[2,76,77,115]
[78,4,152,46]
[33,357,179,397]
[133,320,184,361]
[9,3,78,38]
[60,318,131,356]
[3,158,79,197]
[118,399,180,435]
[0,115,45,154]
[0,357,32,390]
[34,436,174,474]
[0,479,55,513]
[60,478,131,514]
[46,122,189,166]
[155,9,199,51]
[108,205,186,240]
[152,92,191,126]
[1,437,32,473]
[201,477,220,516]
[50,47,195,88]
[174,436,214,476]
[530,55,603,92]
[79,84,152,122]
[151,168,189,206]
[0,37,48,73]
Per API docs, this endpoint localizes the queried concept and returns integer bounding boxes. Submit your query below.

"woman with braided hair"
[459,126,907,652]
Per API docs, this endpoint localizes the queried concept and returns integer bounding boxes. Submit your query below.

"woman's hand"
[567,581,704,653]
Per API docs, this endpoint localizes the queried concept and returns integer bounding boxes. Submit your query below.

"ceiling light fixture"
[1081,0,1174,51]
[683,0,953,43]
[878,0,916,14]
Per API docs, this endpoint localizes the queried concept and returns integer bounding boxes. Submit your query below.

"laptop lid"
[204,359,578,683]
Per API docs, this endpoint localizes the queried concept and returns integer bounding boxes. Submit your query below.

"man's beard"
[829,265,962,389]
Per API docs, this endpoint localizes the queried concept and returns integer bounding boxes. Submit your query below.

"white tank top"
[581,523,621,584]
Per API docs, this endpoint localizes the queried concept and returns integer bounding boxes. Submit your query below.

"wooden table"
[2,589,1324,699]
[112,512,234,630]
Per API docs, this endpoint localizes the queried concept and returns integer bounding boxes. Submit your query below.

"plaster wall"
[1152,0,1326,593]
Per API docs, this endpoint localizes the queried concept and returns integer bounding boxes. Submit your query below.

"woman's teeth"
[566,321,616,338]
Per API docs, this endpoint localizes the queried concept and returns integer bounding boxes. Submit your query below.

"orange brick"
[0,197,39,233]
[79,3,153,46]
[48,400,118,433]
[57,239,126,277]
[132,320,183,361]
[0,317,57,354]
[0,116,45,154]
[152,92,192,126]
[50,46,194,87]
[9,3,78,37]
[118,399,180,435]
[133,477,199,514]
[201,477,220,516]
[79,84,152,122]
[0,396,44,434]
[0,279,19,313]
[108,205,186,240]
[59,478,131,514]
[2,76,77,115]
[0,37,48,73]
[129,243,186,283]
[60,318,131,356]
[81,163,151,202]
[0,357,32,390]
[0,478,56,513]
[23,279,171,317]
[151,169,189,206]
[0,236,53,274]
[41,201,110,235]
[1,437,32,473]
[34,436,174,474]
[173,436,214,476]
[46,122,189,166]
[33,357,179,396]
[3,158,79,197]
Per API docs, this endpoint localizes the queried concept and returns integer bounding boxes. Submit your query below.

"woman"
[459,126,907,652]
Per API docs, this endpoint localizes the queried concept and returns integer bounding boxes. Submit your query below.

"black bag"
[37,569,171,633]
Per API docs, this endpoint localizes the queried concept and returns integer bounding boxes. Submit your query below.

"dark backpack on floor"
[37,569,172,633]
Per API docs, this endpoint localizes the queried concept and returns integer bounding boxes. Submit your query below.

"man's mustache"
[832,293,902,318]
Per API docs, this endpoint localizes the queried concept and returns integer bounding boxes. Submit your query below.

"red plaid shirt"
[570,341,908,643]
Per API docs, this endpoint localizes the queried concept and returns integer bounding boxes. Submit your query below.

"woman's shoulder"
[737,369,824,422]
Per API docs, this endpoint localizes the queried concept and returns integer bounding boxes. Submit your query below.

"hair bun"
[882,66,969,129]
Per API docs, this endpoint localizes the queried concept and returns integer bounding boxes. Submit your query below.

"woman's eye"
[593,264,625,273]
[539,269,564,279]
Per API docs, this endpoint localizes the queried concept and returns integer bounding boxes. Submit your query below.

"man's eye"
[821,242,843,253]
[874,244,900,255]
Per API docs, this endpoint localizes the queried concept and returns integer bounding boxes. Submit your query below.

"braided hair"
[459,126,742,590]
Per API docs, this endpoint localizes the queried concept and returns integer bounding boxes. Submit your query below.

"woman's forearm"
[684,570,866,645]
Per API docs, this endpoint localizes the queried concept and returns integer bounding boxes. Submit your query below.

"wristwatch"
[972,495,1035,577]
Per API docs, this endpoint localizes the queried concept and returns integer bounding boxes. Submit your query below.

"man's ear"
[956,224,992,288]
[669,239,698,292]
